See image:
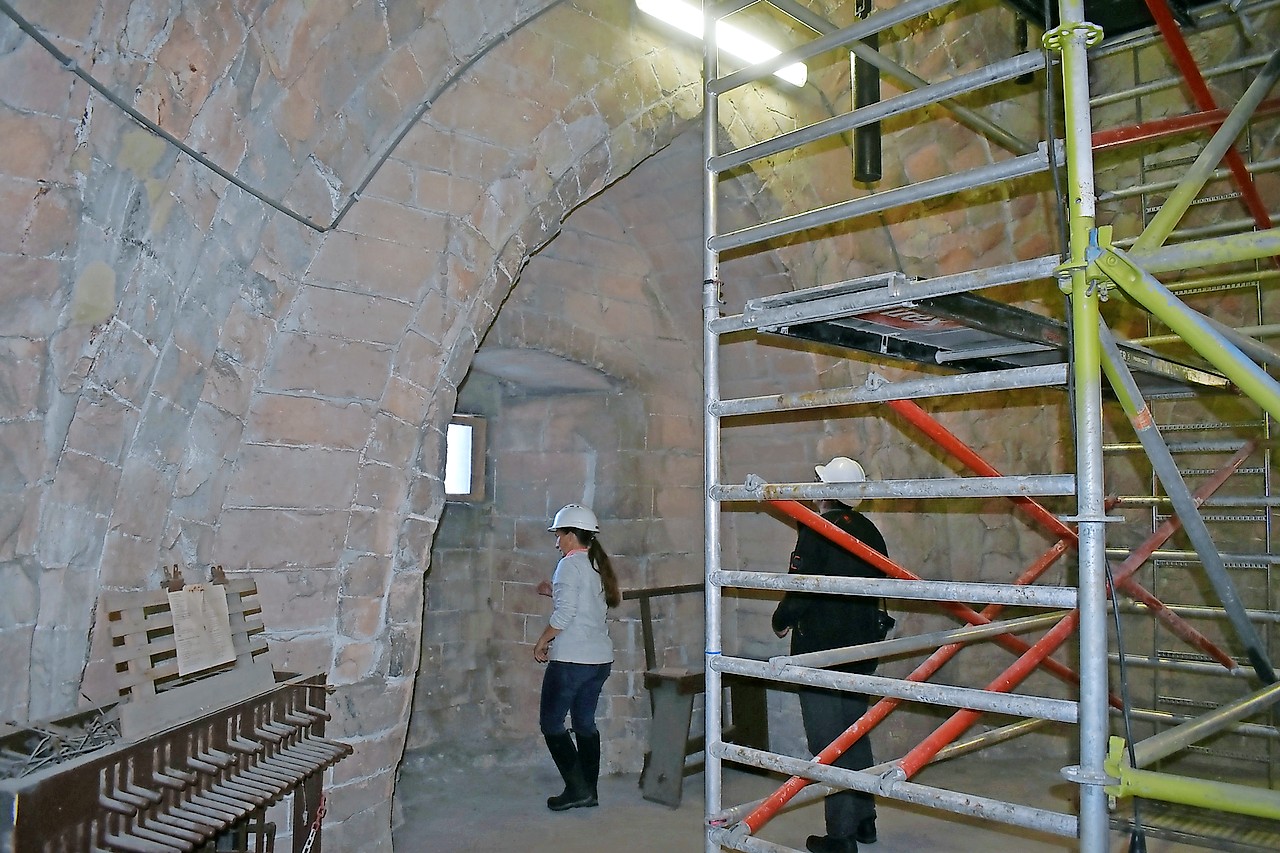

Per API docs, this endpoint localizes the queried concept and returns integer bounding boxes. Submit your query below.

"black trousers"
[799,685,876,838]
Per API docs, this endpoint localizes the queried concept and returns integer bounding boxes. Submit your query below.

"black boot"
[806,835,857,853]
[544,732,593,811]
[575,731,601,807]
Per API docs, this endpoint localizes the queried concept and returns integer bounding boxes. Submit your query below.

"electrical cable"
[1105,559,1149,853]
[0,0,329,232]
[1042,1,1069,264]
[330,0,570,228]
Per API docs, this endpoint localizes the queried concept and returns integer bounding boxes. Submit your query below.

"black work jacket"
[771,508,887,670]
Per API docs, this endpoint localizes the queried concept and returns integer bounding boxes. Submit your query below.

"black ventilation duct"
[852,0,882,183]
[1002,0,1198,37]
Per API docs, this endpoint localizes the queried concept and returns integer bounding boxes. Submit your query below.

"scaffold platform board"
[764,290,1229,398]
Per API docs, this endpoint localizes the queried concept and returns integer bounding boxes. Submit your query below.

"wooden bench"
[624,584,769,808]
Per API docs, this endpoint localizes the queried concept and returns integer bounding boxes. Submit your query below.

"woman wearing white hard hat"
[534,503,621,811]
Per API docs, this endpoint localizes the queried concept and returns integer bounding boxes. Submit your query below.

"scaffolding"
[697,1,1280,851]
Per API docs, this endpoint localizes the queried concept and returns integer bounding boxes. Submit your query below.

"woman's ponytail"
[587,537,621,608]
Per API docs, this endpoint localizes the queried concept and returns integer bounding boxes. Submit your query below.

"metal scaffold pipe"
[713,364,1067,418]
[1095,243,1280,422]
[1099,320,1277,682]
[716,743,1078,838]
[768,0,1037,154]
[1109,653,1249,677]
[712,570,1078,608]
[1048,1,1110,848]
[715,474,1076,502]
[701,10,723,851]
[1133,45,1280,252]
[1101,155,1280,201]
[711,52,1045,172]
[709,145,1056,252]
[1132,681,1280,768]
[1092,54,1272,106]
[774,611,1072,669]
[1119,601,1280,622]
[1129,227,1280,273]
[712,656,1081,722]
[1123,706,1280,740]
[709,0,957,94]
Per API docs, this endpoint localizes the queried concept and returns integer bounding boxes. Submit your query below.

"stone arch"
[406,132,713,776]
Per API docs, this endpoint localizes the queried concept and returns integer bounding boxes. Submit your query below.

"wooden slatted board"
[103,568,276,740]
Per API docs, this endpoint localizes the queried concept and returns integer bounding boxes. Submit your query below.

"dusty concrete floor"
[391,750,1209,852]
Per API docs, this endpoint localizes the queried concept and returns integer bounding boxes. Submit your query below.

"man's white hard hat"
[815,456,866,507]
[549,504,600,532]
[815,456,866,484]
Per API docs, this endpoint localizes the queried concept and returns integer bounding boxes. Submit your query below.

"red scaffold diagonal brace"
[738,443,1252,835]
[894,442,1256,776]
[739,535,1079,835]
[766,498,1086,685]
[887,399,1240,669]
[896,610,1081,777]
[1093,97,1280,152]
[1140,0,1275,235]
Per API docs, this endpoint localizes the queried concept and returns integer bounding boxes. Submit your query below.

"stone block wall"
[1,2,709,849]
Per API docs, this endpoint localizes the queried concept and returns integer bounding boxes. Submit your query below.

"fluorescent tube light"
[637,0,807,87]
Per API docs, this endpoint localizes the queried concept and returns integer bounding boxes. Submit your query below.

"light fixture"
[637,0,807,87]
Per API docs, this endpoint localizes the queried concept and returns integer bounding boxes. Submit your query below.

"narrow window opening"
[444,415,487,502]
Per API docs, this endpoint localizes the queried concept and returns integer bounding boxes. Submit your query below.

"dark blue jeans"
[539,660,612,736]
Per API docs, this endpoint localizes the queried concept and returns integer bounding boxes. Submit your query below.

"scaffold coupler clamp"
[1041,19,1104,52]
[705,277,725,306]
[1101,735,1135,808]
[711,820,752,842]
[1058,511,1124,524]
[861,371,888,392]
[1060,762,1119,798]
[879,764,908,789]
[1052,245,1092,295]
[1084,226,1119,301]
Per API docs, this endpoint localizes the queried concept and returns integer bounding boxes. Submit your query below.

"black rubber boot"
[544,732,593,811]
[575,731,601,807]
[806,835,857,853]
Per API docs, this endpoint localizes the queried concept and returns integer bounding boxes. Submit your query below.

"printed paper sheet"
[167,584,237,676]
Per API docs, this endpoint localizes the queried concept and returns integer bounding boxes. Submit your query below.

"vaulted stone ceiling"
[1,1,711,847]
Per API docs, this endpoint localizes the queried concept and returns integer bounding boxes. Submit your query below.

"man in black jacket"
[773,456,886,853]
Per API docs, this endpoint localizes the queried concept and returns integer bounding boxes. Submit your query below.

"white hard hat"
[815,456,865,484]
[549,504,599,532]
[815,457,866,507]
